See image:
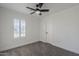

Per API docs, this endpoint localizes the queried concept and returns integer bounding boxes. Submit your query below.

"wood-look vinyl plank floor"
[0,41,79,56]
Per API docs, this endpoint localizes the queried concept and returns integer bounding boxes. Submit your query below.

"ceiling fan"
[26,3,49,15]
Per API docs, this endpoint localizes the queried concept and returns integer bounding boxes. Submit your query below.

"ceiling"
[0,3,79,16]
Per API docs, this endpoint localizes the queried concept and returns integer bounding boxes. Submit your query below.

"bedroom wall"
[0,7,40,51]
[40,6,79,54]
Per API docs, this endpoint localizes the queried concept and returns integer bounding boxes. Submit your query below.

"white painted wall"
[0,7,40,51]
[40,6,79,54]
[1,4,79,54]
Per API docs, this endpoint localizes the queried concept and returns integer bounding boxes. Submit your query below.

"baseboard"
[0,41,40,52]
[47,41,79,55]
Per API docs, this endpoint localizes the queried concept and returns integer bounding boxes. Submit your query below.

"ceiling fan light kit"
[36,11,40,14]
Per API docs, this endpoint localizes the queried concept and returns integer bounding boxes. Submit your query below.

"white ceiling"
[0,3,79,16]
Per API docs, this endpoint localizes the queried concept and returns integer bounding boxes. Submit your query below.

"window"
[14,19,25,38]
[21,20,25,37]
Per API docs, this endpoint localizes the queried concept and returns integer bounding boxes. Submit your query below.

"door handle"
[46,32,48,34]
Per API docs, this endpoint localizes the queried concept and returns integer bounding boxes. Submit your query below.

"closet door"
[46,19,53,43]
[41,18,53,43]
[41,19,47,42]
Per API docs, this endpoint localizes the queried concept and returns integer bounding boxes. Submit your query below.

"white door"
[41,18,53,43]
[46,19,53,43]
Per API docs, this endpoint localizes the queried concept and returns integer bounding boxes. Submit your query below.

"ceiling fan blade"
[36,3,43,8]
[30,12,35,14]
[26,7,36,11]
[40,9,49,12]
[39,3,43,8]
